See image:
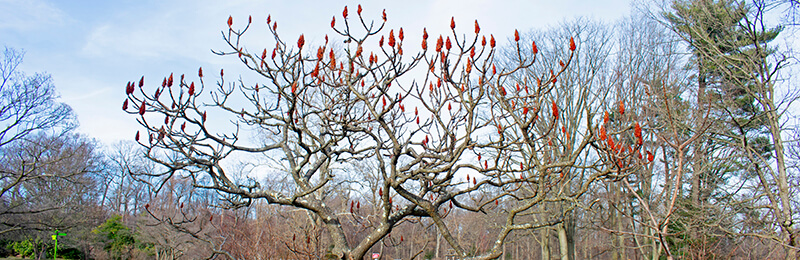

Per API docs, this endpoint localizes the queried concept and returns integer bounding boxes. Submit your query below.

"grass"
[0,257,70,260]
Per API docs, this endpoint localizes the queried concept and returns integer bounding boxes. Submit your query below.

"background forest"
[1,0,800,259]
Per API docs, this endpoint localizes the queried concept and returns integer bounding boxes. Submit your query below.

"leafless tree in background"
[0,47,95,238]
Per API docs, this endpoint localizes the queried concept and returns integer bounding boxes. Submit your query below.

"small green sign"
[53,229,66,260]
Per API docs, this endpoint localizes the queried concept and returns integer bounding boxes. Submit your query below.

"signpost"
[52,229,65,260]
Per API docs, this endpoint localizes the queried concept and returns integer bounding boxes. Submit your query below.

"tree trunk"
[616,207,626,260]
[691,61,707,209]
[436,231,441,259]
[563,212,576,260]
[649,227,660,260]
[766,103,798,260]
[541,229,550,260]
[557,223,569,260]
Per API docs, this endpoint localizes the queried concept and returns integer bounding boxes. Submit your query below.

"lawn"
[0,257,70,260]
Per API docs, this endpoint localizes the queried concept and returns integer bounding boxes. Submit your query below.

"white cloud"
[0,0,67,31]
[80,8,213,62]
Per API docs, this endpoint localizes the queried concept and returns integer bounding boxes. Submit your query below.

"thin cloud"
[0,0,67,31]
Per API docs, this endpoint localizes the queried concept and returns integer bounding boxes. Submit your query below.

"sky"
[1,0,633,145]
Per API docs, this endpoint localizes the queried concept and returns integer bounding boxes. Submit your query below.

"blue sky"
[1,0,632,144]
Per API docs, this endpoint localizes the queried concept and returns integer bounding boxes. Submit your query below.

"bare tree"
[0,132,104,260]
[120,5,653,259]
[696,0,798,257]
[0,47,78,211]
[0,47,75,148]
[0,47,89,237]
[101,141,156,217]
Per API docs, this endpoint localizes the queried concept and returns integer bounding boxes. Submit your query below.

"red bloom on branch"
[126,82,133,95]
[297,34,305,49]
[139,101,146,115]
[474,20,480,34]
[122,99,128,110]
[388,30,396,47]
[634,122,643,144]
[227,16,233,28]
[569,37,576,51]
[398,28,404,41]
[514,29,520,42]
[342,6,348,18]
[198,67,203,78]
[450,17,455,30]
[551,100,559,120]
[599,125,607,141]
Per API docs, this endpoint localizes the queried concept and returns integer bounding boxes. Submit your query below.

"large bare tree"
[122,5,653,259]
